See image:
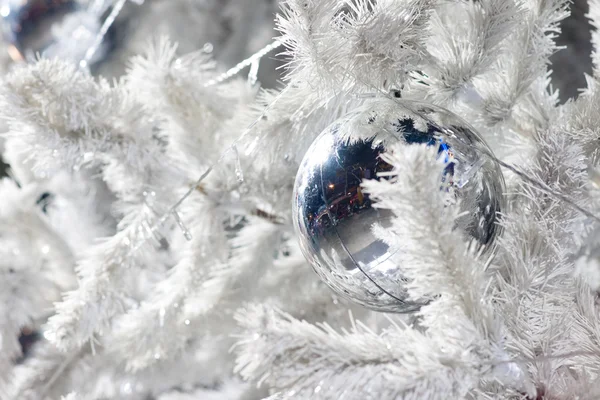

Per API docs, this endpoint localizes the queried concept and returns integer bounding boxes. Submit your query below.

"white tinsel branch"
[276,0,433,92]
[0,59,186,350]
[235,304,499,400]
[0,179,75,387]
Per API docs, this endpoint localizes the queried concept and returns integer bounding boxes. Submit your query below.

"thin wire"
[484,151,600,223]
[204,40,283,87]
[80,0,128,69]
[38,348,84,398]
[496,350,600,365]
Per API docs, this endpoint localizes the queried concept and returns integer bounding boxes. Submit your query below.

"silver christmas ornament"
[1,0,112,66]
[293,98,505,312]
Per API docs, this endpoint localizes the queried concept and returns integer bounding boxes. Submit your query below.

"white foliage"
[125,37,249,173]
[416,0,522,104]
[234,304,500,400]
[157,378,260,400]
[0,179,75,387]
[277,0,433,91]
[0,59,160,177]
[1,0,599,398]
[589,0,600,73]
[0,58,190,351]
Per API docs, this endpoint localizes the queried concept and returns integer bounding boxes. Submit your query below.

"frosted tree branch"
[0,59,186,350]
[0,179,75,387]
[277,0,433,92]
[415,0,522,104]
[235,304,500,400]
[589,0,600,73]
[109,194,282,371]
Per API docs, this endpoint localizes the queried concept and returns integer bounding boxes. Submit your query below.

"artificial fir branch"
[108,195,229,371]
[589,0,600,73]
[414,0,522,104]
[277,0,433,92]
[0,179,75,388]
[1,0,599,398]
[235,304,496,400]
[493,126,588,398]
[0,59,185,350]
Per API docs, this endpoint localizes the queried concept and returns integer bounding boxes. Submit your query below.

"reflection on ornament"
[0,0,113,66]
[18,327,40,361]
[36,191,53,214]
[293,98,505,312]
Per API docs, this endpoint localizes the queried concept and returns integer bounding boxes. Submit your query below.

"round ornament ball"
[292,98,505,312]
[0,0,112,66]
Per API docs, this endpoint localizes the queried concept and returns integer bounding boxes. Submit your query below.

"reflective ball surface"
[0,0,112,66]
[292,99,504,312]
[1,0,77,61]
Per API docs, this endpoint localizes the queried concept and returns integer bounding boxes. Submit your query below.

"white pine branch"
[0,59,192,351]
[157,378,263,400]
[362,144,496,334]
[363,144,534,391]
[125,37,248,173]
[416,0,522,104]
[182,215,282,317]
[106,196,226,371]
[589,0,600,74]
[493,127,589,397]
[44,205,160,351]
[0,179,75,386]
[566,76,600,159]
[468,0,567,129]
[0,59,166,178]
[108,201,281,371]
[234,304,493,400]
[277,0,433,92]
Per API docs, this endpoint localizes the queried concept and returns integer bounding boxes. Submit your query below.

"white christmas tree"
[0,0,600,399]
